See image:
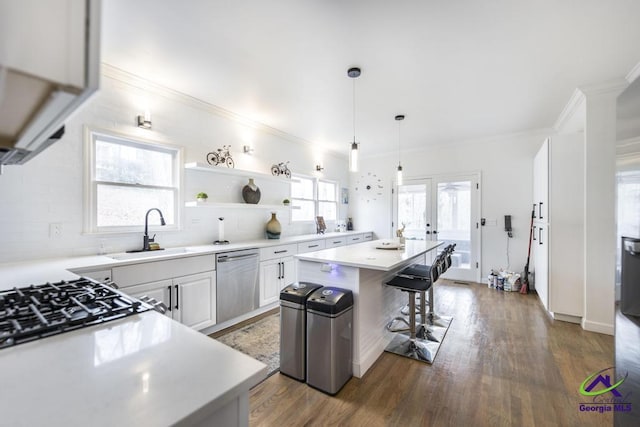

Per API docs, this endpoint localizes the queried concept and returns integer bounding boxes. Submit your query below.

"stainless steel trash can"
[279,282,323,381]
[306,287,354,395]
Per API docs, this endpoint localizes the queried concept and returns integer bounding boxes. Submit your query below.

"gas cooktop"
[0,278,151,349]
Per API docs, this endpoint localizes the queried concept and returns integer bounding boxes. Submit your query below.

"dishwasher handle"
[217,253,259,262]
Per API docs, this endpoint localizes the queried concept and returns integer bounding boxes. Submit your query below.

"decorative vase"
[266,212,281,239]
[347,217,353,231]
[242,178,261,204]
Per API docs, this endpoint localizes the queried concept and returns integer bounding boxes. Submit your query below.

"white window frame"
[290,174,338,223]
[317,178,339,222]
[84,127,183,234]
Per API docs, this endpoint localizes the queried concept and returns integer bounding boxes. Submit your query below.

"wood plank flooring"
[249,281,613,426]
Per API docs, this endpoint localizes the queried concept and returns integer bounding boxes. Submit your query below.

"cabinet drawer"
[260,244,298,261]
[325,237,347,248]
[363,232,374,241]
[112,254,216,288]
[347,234,364,244]
[297,239,326,254]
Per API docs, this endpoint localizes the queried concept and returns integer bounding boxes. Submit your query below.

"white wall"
[0,65,349,263]
[351,132,545,279]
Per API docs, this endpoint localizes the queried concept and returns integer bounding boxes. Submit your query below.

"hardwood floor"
[249,281,614,426]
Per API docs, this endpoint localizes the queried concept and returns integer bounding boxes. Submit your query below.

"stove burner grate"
[0,278,150,349]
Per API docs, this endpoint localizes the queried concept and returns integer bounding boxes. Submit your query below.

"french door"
[394,173,481,283]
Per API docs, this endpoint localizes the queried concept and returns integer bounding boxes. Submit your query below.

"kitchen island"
[295,239,442,377]
[0,310,267,427]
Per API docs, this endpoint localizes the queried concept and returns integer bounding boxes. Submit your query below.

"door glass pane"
[437,181,471,268]
[398,184,427,240]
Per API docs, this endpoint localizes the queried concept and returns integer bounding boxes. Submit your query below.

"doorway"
[393,173,481,282]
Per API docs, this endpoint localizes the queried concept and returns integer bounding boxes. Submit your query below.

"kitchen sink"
[107,247,194,261]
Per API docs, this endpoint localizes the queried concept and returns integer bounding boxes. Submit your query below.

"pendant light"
[395,114,404,186]
[348,67,361,172]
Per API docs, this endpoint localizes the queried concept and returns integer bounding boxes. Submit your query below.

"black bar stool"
[384,255,444,362]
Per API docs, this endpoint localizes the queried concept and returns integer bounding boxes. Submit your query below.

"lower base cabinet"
[259,257,295,306]
[126,271,216,330]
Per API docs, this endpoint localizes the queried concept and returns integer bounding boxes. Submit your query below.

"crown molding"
[100,63,348,159]
[553,78,631,134]
[553,88,585,133]
[626,61,640,84]
[362,127,553,160]
[578,78,629,96]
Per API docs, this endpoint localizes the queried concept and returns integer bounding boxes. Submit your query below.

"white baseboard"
[581,318,614,335]
[553,313,581,324]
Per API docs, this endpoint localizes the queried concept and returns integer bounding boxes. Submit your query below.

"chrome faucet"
[142,208,166,251]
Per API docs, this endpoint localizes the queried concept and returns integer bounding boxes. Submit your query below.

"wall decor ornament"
[270,161,291,178]
[266,212,281,239]
[242,178,261,204]
[206,145,235,168]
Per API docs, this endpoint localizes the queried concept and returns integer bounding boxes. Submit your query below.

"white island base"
[296,239,442,378]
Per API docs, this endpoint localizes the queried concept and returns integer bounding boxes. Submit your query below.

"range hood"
[0,0,101,167]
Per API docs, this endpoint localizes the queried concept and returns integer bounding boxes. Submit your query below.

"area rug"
[215,313,280,377]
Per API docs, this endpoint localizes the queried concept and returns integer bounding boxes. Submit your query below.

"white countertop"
[295,239,443,271]
[0,311,267,426]
[0,231,369,290]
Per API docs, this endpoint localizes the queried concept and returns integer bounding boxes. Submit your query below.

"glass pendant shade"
[349,142,359,172]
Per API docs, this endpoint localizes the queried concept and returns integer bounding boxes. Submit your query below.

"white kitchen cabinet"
[325,237,347,248]
[297,239,326,254]
[259,242,298,306]
[532,135,584,320]
[259,256,295,306]
[111,254,216,331]
[126,271,216,330]
[111,254,215,287]
[347,234,364,244]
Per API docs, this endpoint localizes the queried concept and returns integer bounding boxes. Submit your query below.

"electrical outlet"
[49,223,62,238]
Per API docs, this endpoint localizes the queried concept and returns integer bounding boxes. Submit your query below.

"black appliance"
[621,236,640,317]
[0,278,151,349]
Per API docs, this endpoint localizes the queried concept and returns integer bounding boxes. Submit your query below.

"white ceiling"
[102,0,640,157]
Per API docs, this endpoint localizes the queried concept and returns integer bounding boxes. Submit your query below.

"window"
[86,129,181,233]
[291,175,338,222]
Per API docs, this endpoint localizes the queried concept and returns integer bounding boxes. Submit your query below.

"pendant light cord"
[352,78,356,143]
[398,119,401,166]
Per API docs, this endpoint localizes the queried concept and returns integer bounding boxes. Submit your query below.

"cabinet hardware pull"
[539,202,543,220]
[279,262,284,279]
[539,227,543,245]
[353,238,360,241]
[274,250,287,254]
[309,244,318,248]
[533,226,537,240]
[167,286,172,312]
[175,285,179,310]
[333,241,341,244]
[533,203,537,218]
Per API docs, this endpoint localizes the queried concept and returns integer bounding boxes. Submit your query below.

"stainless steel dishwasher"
[216,248,260,323]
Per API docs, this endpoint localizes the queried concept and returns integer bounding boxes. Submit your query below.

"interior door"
[433,175,481,282]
